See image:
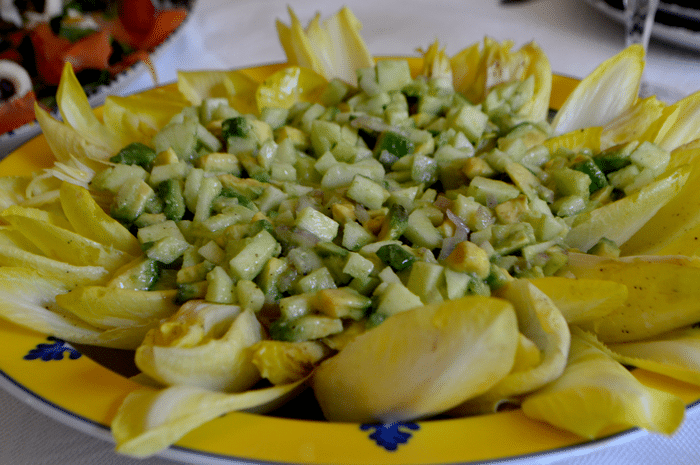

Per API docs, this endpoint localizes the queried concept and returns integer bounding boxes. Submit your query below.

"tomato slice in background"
[136,8,188,51]
[0,91,38,134]
[64,29,113,72]
[30,23,72,86]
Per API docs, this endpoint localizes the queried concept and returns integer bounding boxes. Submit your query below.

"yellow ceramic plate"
[1,60,699,465]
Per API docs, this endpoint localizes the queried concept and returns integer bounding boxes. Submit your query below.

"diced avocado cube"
[593,142,636,173]
[343,252,375,279]
[375,59,412,92]
[377,203,409,241]
[269,315,343,342]
[222,116,251,139]
[376,243,416,271]
[321,78,354,106]
[404,208,443,249]
[157,179,186,221]
[295,267,337,294]
[374,281,423,316]
[110,142,157,169]
[373,130,415,158]
[279,294,314,320]
[588,237,621,258]
[467,176,521,206]
[111,177,156,223]
[406,261,445,304]
[341,221,375,251]
[347,175,390,210]
[572,158,608,194]
[228,229,281,281]
[446,103,489,143]
[551,167,592,198]
[443,241,490,279]
[314,287,372,320]
[205,266,235,304]
[629,141,670,172]
[296,206,340,242]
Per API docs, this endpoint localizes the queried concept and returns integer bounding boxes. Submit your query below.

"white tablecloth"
[3,0,700,463]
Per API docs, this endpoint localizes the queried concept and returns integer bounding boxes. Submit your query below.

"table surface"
[2,0,700,464]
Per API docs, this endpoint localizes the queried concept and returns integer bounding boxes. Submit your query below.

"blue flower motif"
[361,421,420,451]
[24,337,81,361]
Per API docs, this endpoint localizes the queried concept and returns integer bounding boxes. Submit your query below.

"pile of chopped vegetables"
[1,5,700,459]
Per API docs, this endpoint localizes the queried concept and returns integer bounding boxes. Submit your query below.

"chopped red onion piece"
[433,195,452,212]
[445,209,470,240]
[354,203,370,225]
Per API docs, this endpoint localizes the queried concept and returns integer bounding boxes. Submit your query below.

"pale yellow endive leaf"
[552,45,644,135]
[601,96,666,148]
[112,380,308,457]
[0,267,151,348]
[313,296,519,422]
[565,164,689,252]
[35,104,112,164]
[521,329,685,439]
[607,326,700,386]
[276,6,373,85]
[656,89,700,151]
[565,253,700,342]
[528,276,628,325]
[621,143,700,256]
[135,302,263,392]
[56,63,129,153]
[449,280,570,414]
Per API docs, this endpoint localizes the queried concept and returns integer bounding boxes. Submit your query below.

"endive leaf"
[607,326,700,386]
[419,41,452,88]
[565,164,689,252]
[451,38,529,105]
[35,104,112,164]
[255,66,327,112]
[56,63,129,153]
[0,241,108,285]
[251,340,331,385]
[528,276,628,324]
[0,226,43,255]
[135,302,263,392]
[621,143,700,256]
[312,295,519,422]
[656,89,700,151]
[449,280,570,414]
[55,286,178,329]
[1,208,134,271]
[59,182,142,256]
[177,69,258,114]
[0,267,149,348]
[0,176,29,210]
[521,329,685,439]
[276,8,322,78]
[102,88,189,145]
[517,42,552,122]
[1,203,72,230]
[542,127,602,154]
[551,45,644,135]
[565,253,700,342]
[112,380,308,457]
[276,6,373,86]
[600,96,666,148]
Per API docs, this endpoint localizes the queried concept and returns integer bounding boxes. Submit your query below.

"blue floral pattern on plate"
[24,337,81,361]
[361,422,420,451]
